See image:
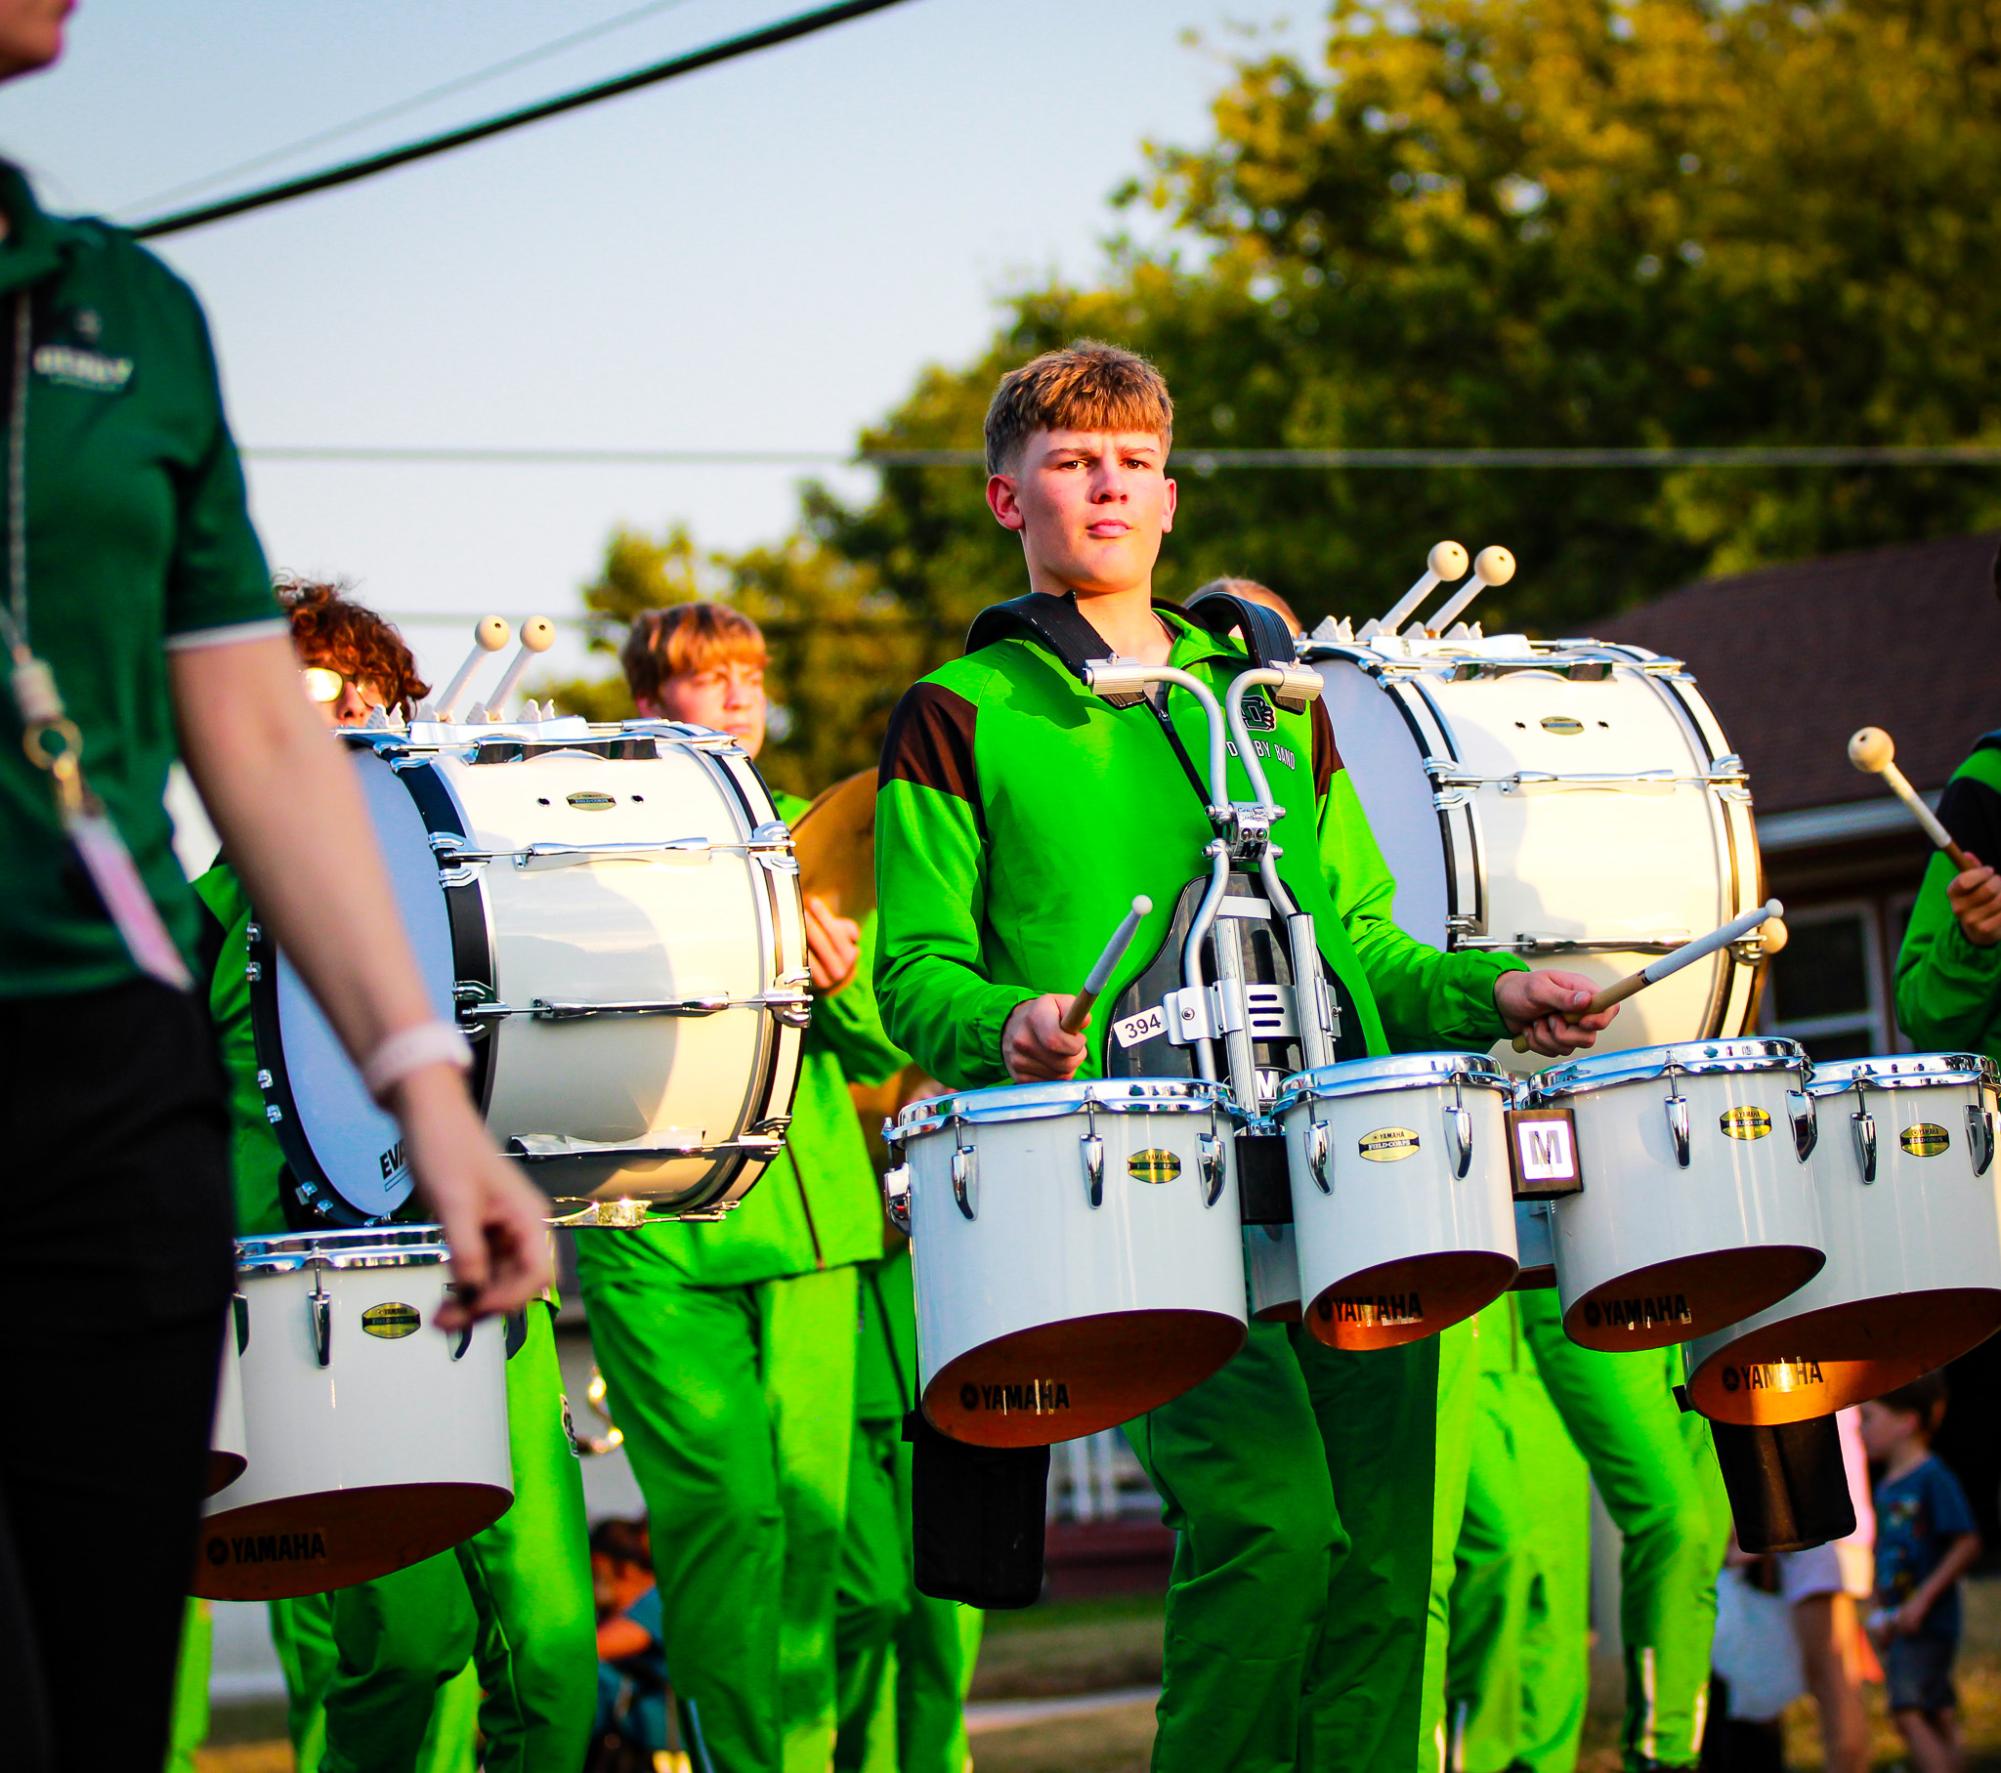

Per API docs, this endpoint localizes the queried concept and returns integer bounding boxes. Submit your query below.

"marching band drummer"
[576,602,914,1773]
[871,340,1614,1773]
[0,12,546,1769]
[1895,720,2001,1058]
[191,582,596,1773]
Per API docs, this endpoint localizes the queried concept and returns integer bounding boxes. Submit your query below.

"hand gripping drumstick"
[433,616,511,722]
[1510,899,1784,1053]
[1848,727,1974,869]
[1061,896,1153,1036]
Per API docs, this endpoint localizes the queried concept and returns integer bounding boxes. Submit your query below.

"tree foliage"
[560,0,2001,779]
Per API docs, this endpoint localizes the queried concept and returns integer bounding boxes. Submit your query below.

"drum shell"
[1539,1045,1823,1350]
[898,1082,1247,1448]
[206,1300,248,1498]
[1277,1058,1519,1349]
[196,1241,512,1601]
[1686,1058,2001,1424]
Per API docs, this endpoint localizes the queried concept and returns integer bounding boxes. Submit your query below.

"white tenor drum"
[206,1298,248,1497]
[1527,1039,1823,1350]
[1306,629,1765,1075]
[250,719,807,1224]
[1686,1054,2001,1424]
[196,1227,512,1602]
[1275,1054,1520,1348]
[884,1078,1248,1447]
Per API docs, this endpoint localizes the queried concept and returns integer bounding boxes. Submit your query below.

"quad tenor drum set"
[885,547,2001,1449]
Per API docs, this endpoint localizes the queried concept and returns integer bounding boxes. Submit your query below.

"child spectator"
[1861,1374,1982,1773]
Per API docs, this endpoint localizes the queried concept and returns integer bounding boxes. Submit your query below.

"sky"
[12,0,1313,684]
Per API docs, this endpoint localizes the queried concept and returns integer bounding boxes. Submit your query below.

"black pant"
[0,979,234,1773]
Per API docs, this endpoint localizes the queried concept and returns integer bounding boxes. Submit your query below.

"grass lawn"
[196,1578,2001,1770]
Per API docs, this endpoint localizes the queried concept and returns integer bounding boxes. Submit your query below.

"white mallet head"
[474,615,511,651]
[1472,544,1516,588]
[1848,726,1895,774]
[519,616,555,653]
[1428,540,1470,582]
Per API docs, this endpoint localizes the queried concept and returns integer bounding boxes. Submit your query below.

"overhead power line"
[120,0,701,218]
[238,442,2001,471]
[132,0,916,240]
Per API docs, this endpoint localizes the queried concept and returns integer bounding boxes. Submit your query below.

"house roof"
[1594,532,2001,817]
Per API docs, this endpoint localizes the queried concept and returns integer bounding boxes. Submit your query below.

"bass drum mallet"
[1848,726,1973,870]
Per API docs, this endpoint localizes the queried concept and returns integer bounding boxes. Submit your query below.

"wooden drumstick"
[1511,900,1783,1053]
[1848,726,1973,870]
[1062,895,1153,1036]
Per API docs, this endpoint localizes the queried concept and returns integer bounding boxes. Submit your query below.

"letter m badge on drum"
[1507,1108,1583,1200]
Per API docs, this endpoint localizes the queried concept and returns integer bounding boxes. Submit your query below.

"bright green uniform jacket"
[874,608,1522,1086]
[0,162,283,998]
[1896,740,2001,1059]
[587,787,906,1287]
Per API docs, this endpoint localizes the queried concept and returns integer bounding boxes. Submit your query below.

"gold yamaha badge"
[1901,1123,1950,1158]
[1128,1148,1182,1185]
[361,1302,421,1339]
[1359,1127,1421,1162]
[567,791,616,811]
[1720,1106,1773,1141]
[1540,716,1585,735]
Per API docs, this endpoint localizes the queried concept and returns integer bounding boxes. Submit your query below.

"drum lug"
[309,1274,332,1368]
[1787,1090,1818,1163]
[951,1142,978,1221]
[1851,1108,1878,1184]
[883,1163,912,1235]
[1307,1118,1332,1193]
[1081,1133,1105,1209]
[1970,1105,1997,1178]
[1664,1092,1692,1169]
[1198,1130,1225,1206]
[1443,1103,1473,1180]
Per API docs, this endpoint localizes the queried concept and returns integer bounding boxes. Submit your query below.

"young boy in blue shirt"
[1861,1374,1982,1773]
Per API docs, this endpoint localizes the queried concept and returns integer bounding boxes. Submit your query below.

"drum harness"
[964,590,1361,1225]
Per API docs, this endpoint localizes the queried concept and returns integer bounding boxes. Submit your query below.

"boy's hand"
[1893,1596,1930,1639]
[1947,854,2001,947]
[1003,994,1088,1082]
[804,895,862,993]
[1495,969,1620,1058]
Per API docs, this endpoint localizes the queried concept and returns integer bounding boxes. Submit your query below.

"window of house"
[1757,900,1887,1060]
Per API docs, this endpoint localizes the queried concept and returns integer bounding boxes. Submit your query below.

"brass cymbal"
[792,767,878,921]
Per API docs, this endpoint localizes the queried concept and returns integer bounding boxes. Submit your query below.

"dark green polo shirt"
[0,163,281,998]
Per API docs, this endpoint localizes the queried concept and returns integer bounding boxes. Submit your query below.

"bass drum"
[250,719,807,1225]
[1306,632,1767,1071]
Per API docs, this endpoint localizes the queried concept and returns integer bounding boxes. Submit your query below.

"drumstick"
[1848,727,1973,869]
[1377,540,1470,635]
[1061,895,1153,1036]
[1510,900,1783,1053]
[433,616,511,721]
[485,617,556,719]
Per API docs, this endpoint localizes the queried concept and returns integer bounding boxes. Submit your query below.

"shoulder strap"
[1181,589,1313,712]
[963,592,1145,707]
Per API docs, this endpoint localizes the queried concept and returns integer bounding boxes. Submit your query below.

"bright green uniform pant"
[1125,1313,1477,1773]
[1446,1299,1590,1773]
[1518,1291,1730,1770]
[835,1253,982,1773]
[578,1254,859,1773]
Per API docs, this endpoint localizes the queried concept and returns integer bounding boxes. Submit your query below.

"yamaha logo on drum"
[957,1378,1072,1414]
[1358,1127,1421,1162]
[1582,1293,1693,1332]
[566,791,617,811]
[1901,1122,1951,1158]
[1719,1106,1773,1141]
[361,1302,421,1339]
[1128,1148,1182,1185]
[1317,1292,1425,1327]
[1539,715,1584,735]
[206,1530,330,1567]
[1719,1359,1826,1395]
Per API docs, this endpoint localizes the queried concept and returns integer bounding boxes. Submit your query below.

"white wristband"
[362,1020,473,1105]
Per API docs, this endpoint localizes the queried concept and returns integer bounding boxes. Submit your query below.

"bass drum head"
[264,747,458,1222]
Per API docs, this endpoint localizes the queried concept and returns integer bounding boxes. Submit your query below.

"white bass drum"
[1305,629,1766,1073]
[250,719,807,1224]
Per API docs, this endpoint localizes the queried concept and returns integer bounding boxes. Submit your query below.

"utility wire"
[132,0,915,240]
[239,442,2001,470]
[119,0,701,218]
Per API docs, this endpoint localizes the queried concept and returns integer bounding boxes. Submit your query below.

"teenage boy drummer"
[872,341,1613,1773]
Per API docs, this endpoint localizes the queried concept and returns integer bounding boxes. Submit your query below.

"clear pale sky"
[12,0,1307,682]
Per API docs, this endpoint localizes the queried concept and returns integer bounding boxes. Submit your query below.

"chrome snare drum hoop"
[250,721,806,1227]
[889,1076,1250,1447]
[1684,1053,2001,1424]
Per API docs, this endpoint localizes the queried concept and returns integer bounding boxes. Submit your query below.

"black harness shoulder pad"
[1183,590,1312,712]
[963,592,1153,707]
